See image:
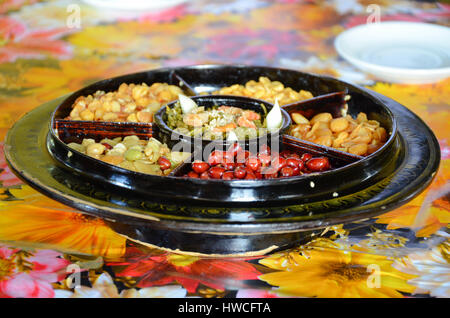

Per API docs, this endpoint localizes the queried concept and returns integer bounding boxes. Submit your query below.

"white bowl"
[334,22,450,84]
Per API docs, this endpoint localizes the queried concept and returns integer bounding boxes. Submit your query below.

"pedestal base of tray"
[109,221,319,256]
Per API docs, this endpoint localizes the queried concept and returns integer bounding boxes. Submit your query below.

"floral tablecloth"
[0,0,448,299]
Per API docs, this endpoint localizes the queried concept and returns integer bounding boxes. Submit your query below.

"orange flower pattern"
[0,0,448,298]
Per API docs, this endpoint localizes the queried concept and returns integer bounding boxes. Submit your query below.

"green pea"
[124,148,143,161]
[67,142,83,152]
[129,144,143,151]
[122,135,140,148]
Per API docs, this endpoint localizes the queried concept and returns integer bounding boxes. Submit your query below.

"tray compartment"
[154,94,291,151]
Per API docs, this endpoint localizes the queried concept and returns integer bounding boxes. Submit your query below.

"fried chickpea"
[80,109,94,121]
[136,111,152,123]
[68,82,182,123]
[103,112,118,121]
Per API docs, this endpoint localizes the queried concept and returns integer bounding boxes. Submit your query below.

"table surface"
[0,0,448,299]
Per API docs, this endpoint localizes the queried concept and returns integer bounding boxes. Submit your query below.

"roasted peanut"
[330,117,349,132]
[348,143,368,156]
[289,110,387,157]
[374,127,387,142]
[310,113,333,125]
[314,135,332,147]
[291,113,309,124]
[356,112,368,123]
[332,131,349,148]
[290,123,311,138]
[101,154,124,165]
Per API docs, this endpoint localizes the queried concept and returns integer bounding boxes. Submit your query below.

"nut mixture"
[213,76,314,105]
[67,82,183,123]
[289,112,388,156]
[67,135,190,175]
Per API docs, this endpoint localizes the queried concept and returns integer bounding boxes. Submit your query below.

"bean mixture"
[67,82,182,123]
[289,111,388,156]
[67,135,190,175]
[213,76,314,106]
[182,144,331,180]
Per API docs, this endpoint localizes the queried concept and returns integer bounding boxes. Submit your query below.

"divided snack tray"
[5,65,440,255]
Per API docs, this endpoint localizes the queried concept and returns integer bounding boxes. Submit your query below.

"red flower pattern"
[109,247,261,293]
[0,17,72,63]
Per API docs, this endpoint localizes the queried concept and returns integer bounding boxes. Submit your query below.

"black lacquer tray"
[47,65,397,206]
[4,65,440,256]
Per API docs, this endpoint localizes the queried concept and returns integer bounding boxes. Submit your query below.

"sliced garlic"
[266,99,283,132]
[178,94,198,114]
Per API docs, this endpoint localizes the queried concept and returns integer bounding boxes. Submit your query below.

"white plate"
[334,22,450,83]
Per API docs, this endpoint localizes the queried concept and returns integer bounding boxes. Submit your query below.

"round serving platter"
[4,65,440,256]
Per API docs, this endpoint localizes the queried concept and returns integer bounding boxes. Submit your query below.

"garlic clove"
[178,94,198,114]
[227,130,238,142]
[266,99,283,132]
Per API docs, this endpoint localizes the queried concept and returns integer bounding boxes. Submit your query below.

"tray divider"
[53,119,154,143]
[169,71,197,96]
[282,91,348,119]
[282,134,362,164]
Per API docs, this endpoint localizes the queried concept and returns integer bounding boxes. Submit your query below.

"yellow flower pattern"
[0,186,127,258]
[259,239,417,298]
